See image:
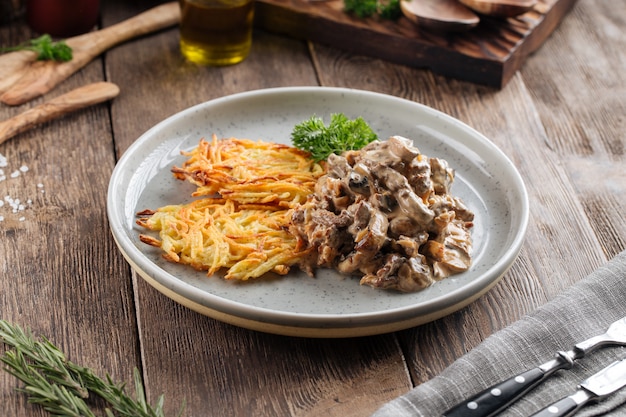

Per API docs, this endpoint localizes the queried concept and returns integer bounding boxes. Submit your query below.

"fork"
[443,315,626,417]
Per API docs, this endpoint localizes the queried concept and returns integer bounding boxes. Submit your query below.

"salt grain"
[0,153,42,222]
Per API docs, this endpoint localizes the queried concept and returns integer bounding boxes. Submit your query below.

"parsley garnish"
[1,34,73,62]
[344,0,402,19]
[291,113,378,161]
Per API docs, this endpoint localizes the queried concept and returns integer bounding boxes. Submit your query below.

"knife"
[530,358,626,417]
[443,316,626,417]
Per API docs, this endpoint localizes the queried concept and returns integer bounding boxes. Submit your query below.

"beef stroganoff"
[290,136,474,292]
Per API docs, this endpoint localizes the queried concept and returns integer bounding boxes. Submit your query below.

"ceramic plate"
[107,87,529,337]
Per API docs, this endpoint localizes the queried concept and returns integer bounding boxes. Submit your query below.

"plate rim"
[107,86,529,337]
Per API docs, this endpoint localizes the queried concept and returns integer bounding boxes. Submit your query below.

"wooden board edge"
[254,0,579,89]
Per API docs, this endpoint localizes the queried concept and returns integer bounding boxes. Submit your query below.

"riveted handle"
[530,396,580,417]
[443,367,546,417]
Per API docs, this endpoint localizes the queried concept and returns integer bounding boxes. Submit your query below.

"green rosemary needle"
[0,320,183,417]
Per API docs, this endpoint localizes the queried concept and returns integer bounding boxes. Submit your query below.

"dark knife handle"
[530,397,580,417]
[443,367,547,417]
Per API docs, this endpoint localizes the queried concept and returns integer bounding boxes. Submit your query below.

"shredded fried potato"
[136,136,324,280]
[171,135,324,207]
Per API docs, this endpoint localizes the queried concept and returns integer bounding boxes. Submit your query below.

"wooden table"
[1,0,624,415]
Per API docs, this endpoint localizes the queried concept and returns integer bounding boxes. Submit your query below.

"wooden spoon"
[0,82,120,145]
[458,0,537,17]
[401,0,480,32]
[0,2,179,106]
[0,50,36,96]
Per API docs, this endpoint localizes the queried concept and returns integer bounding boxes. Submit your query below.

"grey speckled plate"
[107,87,529,338]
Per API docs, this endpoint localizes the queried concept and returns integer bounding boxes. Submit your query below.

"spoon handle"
[0,2,178,106]
[0,82,120,145]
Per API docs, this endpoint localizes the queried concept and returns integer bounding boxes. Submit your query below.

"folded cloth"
[372,249,626,417]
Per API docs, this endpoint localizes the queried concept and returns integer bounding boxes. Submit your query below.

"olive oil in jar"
[179,0,254,66]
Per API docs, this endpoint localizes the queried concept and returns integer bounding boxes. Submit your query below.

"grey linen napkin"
[372,249,626,417]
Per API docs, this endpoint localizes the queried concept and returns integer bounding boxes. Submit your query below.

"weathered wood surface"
[255,0,579,88]
[0,0,624,415]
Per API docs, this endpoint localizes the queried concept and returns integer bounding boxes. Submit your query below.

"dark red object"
[27,0,100,37]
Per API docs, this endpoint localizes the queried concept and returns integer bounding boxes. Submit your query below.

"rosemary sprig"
[3,348,96,416]
[0,320,183,417]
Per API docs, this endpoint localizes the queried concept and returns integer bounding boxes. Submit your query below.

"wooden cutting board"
[254,0,578,88]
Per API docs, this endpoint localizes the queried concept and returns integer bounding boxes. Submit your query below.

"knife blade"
[530,358,626,417]
[443,316,626,417]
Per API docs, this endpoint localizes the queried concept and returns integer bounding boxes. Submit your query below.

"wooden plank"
[2,0,621,416]
[520,0,626,260]
[255,0,579,88]
[136,278,412,417]
[0,21,140,417]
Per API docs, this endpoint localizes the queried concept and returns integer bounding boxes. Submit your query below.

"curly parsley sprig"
[1,34,73,62]
[0,320,183,417]
[344,0,402,20]
[291,113,378,161]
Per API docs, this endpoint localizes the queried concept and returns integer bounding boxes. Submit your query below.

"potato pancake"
[172,135,324,207]
[137,136,324,280]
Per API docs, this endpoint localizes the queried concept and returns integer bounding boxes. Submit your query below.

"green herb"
[291,113,378,161]
[379,0,402,19]
[0,320,183,417]
[344,0,377,18]
[344,0,401,19]
[0,34,73,62]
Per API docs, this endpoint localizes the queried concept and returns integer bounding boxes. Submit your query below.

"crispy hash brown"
[136,136,325,280]
[172,135,324,207]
